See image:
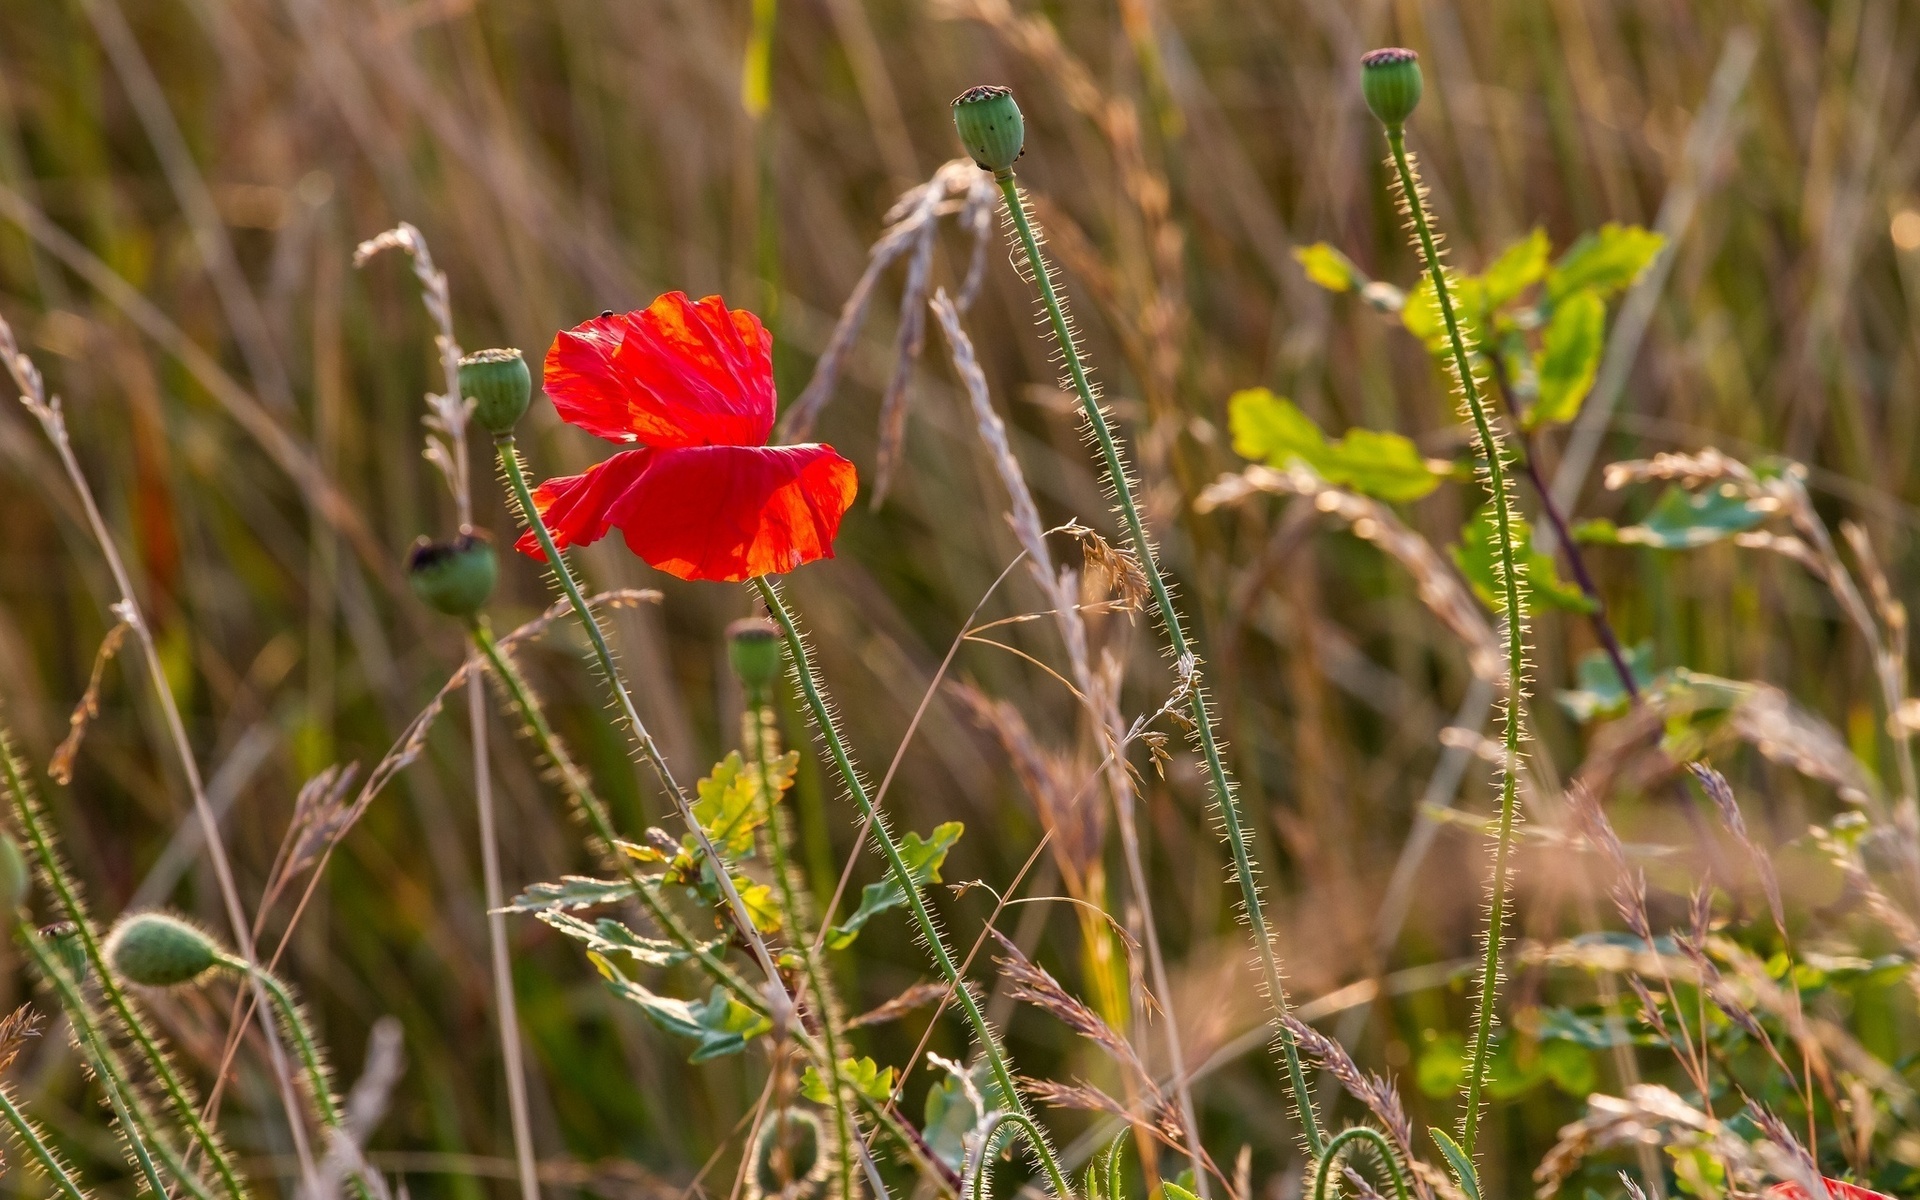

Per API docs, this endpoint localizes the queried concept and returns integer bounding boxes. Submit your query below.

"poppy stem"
[991,170,1324,1156]
[492,434,795,1019]
[1381,126,1527,1160]
[752,576,1073,1200]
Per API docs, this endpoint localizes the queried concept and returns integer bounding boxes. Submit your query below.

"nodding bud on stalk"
[0,831,26,911]
[408,530,498,617]
[459,347,532,434]
[1360,48,1423,128]
[952,85,1025,174]
[105,912,221,988]
[727,618,782,695]
[750,1109,826,1200]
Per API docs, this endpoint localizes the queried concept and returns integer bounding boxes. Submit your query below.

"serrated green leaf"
[693,752,771,858]
[505,876,635,913]
[1615,485,1767,549]
[734,874,782,934]
[1327,428,1442,502]
[1529,289,1605,428]
[1228,388,1336,476]
[1162,1185,1200,1200]
[1228,388,1439,501]
[827,822,963,950]
[1548,223,1665,302]
[802,1056,895,1105]
[605,976,772,1062]
[1451,506,1595,615]
[1294,243,1363,293]
[1481,228,1550,310]
[536,910,705,968]
[1429,1128,1482,1200]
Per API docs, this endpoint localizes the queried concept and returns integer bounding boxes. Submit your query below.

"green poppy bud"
[751,1108,825,1200]
[408,530,498,618]
[460,348,532,435]
[105,912,221,988]
[1360,48,1423,129]
[727,618,782,695]
[952,85,1026,174]
[0,832,27,912]
[39,921,87,983]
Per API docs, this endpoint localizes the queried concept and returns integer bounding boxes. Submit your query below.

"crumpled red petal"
[513,448,655,559]
[1768,1182,1892,1200]
[543,292,775,449]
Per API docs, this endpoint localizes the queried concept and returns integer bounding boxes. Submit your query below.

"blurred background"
[0,0,1917,1197]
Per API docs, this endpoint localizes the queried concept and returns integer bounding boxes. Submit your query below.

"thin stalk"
[493,434,793,1011]
[470,619,926,1197]
[747,699,857,1200]
[991,172,1323,1155]
[753,577,1069,1198]
[970,1110,1074,1200]
[0,732,250,1200]
[1311,1128,1411,1200]
[17,920,174,1200]
[1382,127,1527,1159]
[0,1078,91,1200]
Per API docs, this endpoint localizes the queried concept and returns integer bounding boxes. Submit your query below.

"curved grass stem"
[1381,127,1527,1159]
[991,171,1323,1156]
[753,576,1069,1199]
[1311,1127,1411,1200]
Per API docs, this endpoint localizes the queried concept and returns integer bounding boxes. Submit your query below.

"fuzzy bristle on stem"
[991,172,1325,1157]
[1380,134,1530,1160]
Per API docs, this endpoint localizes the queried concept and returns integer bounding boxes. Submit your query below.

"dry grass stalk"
[47,619,131,786]
[1280,1015,1437,1200]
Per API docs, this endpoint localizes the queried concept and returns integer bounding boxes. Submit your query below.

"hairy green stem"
[0,1077,90,1200]
[970,1111,1073,1200]
[0,733,249,1200]
[747,697,859,1200]
[17,920,174,1200]
[991,171,1323,1155]
[1311,1127,1411,1200]
[493,434,792,1009]
[1382,128,1526,1159]
[754,576,1069,1198]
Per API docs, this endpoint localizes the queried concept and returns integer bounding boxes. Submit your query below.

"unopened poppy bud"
[751,1108,825,1200]
[408,530,497,618]
[105,912,220,988]
[1360,48,1423,128]
[460,348,532,435]
[0,832,26,911]
[727,618,782,694]
[952,85,1025,174]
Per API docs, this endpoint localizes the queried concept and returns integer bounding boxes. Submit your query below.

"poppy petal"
[513,448,655,560]
[605,444,857,582]
[1768,1183,1892,1200]
[543,293,776,449]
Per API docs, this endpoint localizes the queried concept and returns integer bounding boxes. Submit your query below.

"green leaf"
[826,822,963,950]
[1548,223,1665,302]
[505,876,634,912]
[599,968,772,1062]
[1294,243,1363,293]
[1228,388,1336,476]
[1162,1186,1200,1200]
[1416,1031,1466,1098]
[920,1060,1002,1171]
[1402,272,1487,352]
[802,1056,895,1104]
[536,910,705,968]
[1429,1128,1482,1200]
[1540,1039,1596,1096]
[734,875,783,934]
[1615,485,1767,549]
[1557,643,1657,723]
[693,752,775,858]
[1327,428,1442,502]
[1228,388,1440,502]
[1668,1146,1727,1200]
[1538,1005,1643,1049]
[1528,289,1605,428]
[1451,506,1595,615]
[1481,228,1550,310]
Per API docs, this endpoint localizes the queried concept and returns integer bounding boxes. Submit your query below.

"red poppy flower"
[516,292,858,582]
[1768,1180,1893,1200]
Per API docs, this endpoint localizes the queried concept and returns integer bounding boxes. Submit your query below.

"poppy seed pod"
[460,348,532,435]
[1360,48,1423,128]
[408,530,498,617]
[727,618,782,694]
[105,912,221,988]
[952,85,1025,174]
[0,832,26,912]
